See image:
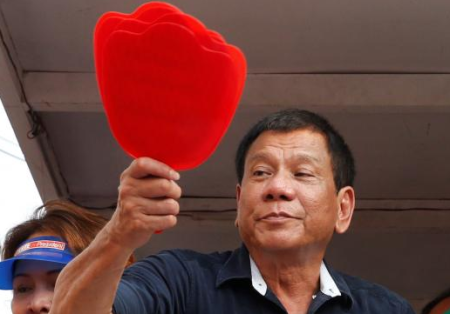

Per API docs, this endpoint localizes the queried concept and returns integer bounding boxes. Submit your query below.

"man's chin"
[253,232,304,252]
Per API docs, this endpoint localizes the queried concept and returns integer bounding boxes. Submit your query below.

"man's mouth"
[258,211,299,221]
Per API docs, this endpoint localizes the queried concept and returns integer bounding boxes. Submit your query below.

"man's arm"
[50,157,181,314]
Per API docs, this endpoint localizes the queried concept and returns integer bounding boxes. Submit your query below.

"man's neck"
[248,247,325,314]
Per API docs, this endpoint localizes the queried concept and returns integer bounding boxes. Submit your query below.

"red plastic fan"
[94,2,247,170]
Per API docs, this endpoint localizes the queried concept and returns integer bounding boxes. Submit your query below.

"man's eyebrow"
[246,152,273,164]
[247,152,321,165]
[292,153,321,165]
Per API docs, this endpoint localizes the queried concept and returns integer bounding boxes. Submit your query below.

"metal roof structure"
[1,1,450,311]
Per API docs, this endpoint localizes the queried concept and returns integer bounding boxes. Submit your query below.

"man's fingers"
[143,215,178,232]
[122,157,180,181]
[119,177,182,199]
[143,198,180,216]
[118,196,179,220]
[129,197,180,216]
[138,179,182,199]
[113,197,179,240]
[116,210,178,234]
[112,158,182,249]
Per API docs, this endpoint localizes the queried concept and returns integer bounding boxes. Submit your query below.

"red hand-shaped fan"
[94,2,247,170]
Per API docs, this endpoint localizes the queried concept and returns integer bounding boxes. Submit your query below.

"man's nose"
[28,289,52,313]
[263,172,295,201]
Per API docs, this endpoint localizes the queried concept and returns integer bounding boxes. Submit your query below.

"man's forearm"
[49,158,181,314]
[50,228,133,314]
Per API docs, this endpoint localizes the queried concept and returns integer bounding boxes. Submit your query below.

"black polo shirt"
[113,245,414,314]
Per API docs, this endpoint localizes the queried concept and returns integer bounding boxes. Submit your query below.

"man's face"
[236,129,353,253]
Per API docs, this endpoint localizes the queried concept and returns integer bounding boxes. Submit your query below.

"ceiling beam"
[0,19,67,201]
[70,195,450,213]
[23,72,450,113]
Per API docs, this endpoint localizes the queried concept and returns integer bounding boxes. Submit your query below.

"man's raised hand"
[105,157,182,252]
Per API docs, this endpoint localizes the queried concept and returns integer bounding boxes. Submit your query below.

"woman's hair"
[2,200,109,259]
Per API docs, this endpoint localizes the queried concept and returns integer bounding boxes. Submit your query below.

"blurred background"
[0,103,41,313]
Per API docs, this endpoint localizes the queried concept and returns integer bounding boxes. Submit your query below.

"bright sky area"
[0,101,42,313]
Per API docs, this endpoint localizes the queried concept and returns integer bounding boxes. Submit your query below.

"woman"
[0,200,127,314]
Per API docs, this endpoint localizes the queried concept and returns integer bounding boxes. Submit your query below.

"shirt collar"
[250,256,341,299]
[319,261,341,298]
[216,244,354,308]
[250,255,267,295]
[216,244,251,287]
[323,261,354,308]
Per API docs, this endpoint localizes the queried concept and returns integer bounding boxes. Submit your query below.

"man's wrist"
[96,224,137,268]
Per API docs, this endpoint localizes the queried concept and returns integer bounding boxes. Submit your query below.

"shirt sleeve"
[112,251,192,314]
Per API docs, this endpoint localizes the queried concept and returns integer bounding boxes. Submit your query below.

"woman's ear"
[335,186,355,234]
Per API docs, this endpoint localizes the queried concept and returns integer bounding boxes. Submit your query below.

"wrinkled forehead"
[14,260,64,276]
[247,129,331,161]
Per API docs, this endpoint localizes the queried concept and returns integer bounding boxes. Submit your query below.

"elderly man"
[51,109,414,314]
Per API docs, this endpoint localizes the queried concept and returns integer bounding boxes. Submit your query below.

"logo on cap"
[14,240,66,256]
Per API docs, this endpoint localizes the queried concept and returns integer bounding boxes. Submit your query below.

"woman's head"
[0,200,109,314]
[2,200,108,260]
[3,236,74,314]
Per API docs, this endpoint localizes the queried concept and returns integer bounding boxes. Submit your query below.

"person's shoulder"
[124,248,235,279]
[142,248,235,268]
[336,271,414,312]
[339,271,398,296]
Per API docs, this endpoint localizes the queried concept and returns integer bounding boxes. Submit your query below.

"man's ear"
[335,186,355,234]
[235,184,241,228]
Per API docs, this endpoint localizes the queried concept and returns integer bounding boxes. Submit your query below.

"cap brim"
[0,253,72,290]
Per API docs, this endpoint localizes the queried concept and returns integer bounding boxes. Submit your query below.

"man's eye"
[295,172,312,177]
[253,170,268,177]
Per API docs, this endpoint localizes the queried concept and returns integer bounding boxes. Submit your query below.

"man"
[51,109,414,314]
